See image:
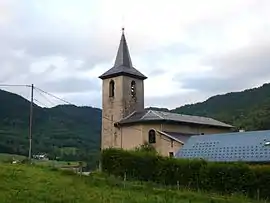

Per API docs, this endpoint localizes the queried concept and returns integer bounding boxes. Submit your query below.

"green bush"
[134,142,157,154]
[101,148,270,200]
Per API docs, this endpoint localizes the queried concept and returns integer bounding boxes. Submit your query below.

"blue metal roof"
[175,130,270,162]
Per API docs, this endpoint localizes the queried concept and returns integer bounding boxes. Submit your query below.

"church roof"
[175,130,270,163]
[117,109,233,128]
[99,29,147,80]
[164,131,195,143]
[157,130,195,144]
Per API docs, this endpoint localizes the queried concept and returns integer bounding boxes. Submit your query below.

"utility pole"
[28,84,34,161]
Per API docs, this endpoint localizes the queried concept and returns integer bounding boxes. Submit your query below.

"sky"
[0,0,270,109]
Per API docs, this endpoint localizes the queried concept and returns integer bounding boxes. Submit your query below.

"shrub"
[101,148,270,200]
[135,142,157,155]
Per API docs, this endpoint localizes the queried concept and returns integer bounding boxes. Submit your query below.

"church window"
[148,129,156,144]
[169,152,174,157]
[131,80,136,98]
[109,80,115,97]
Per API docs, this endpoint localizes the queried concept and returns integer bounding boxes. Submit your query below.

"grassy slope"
[0,153,81,170]
[0,153,26,162]
[0,164,263,203]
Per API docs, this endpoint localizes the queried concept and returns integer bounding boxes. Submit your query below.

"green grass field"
[32,159,80,168]
[0,153,80,169]
[0,164,265,203]
[0,153,26,162]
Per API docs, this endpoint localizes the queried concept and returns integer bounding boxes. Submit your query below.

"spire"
[98,28,147,80]
[113,27,133,68]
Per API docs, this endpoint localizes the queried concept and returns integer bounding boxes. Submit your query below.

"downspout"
[116,123,123,149]
[141,125,143,144]
[159,123,164,155]
[120,126,123,149]
[114,122,123,148]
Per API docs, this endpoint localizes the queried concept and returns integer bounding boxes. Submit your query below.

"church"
[98,29,233,157]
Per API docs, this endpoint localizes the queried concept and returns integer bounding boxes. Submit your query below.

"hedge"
[101,148,270,200]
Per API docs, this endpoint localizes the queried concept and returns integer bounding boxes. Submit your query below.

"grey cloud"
[0,0,116,79]
[179,42,270,94]
[181,77,248,93]
[141,43,199,77]
[143,43,199,63]
[38,77,100,94]
[148,43,198,56]
[205,44,270,78]
[148,69,166,77]
[4,25,112,68]
[0,1,113,103]
[0,49,32,82]
[145,90,209,109]
[62,91,101,108]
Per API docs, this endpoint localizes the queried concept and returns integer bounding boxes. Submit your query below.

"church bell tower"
[99,28,147,149]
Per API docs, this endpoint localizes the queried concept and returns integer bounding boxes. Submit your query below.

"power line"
[34,86,143,132]
[0,84,142,137]
[0,83,143,159]
[0,84,141,131]
[34,86,142,132]
[0,84,30,87]
[34,86,73,105]
[34,88,56,106]
[34,98,49,108]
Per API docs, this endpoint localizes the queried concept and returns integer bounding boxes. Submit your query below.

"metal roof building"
[175,130,270,162]
[117,110,233,129]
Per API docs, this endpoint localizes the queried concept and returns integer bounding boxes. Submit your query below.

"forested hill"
[1,82,270,159]
[171,83,270,131]
[0,89,101,160]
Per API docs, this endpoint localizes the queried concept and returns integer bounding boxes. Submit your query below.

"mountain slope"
[172,83,270,130]
[0,89,101,160]
[1,82,270,160]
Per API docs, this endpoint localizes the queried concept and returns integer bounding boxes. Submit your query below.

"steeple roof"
[99,29,147,80]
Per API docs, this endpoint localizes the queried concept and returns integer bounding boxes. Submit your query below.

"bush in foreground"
[101,148,270,200]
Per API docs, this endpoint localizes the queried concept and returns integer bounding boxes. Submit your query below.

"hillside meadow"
[0,164,266,203]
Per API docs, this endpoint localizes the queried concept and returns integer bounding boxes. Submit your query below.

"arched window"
[148,129,156,144]
[131,80,136,98]
[109,80,115,98]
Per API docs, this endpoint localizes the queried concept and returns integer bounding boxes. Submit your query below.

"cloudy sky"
[0,0,270,109]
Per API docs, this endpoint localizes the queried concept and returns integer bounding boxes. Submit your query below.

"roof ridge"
[117,109,233,128]
[151,110,165,119]
[165,111,226,123]
[156,130,184,144]
[119,110,137,122]
[141,110,152,119]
